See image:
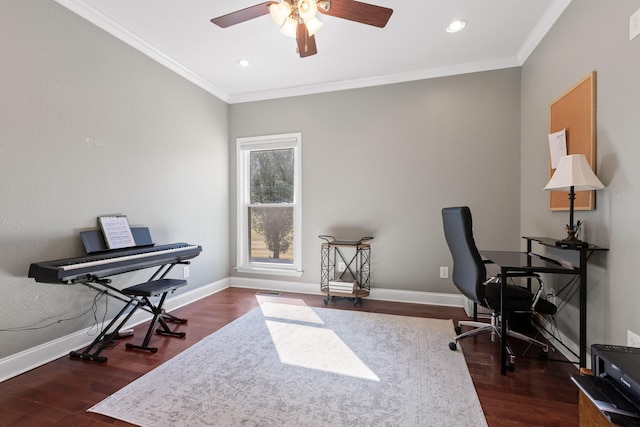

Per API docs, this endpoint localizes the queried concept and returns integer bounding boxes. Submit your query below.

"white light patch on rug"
[259,301,325,325]
[265,319,380,381]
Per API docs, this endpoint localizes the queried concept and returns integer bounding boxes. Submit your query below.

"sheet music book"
[98,215,136,250]
[81,227,154,254]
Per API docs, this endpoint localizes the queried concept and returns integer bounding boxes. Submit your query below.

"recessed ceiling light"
[236,59,251,68]
[446,19,466,33]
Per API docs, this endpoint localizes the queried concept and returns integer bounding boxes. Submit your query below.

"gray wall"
[229,69,523,293]
[521,0,640,346]
[0,1,229,359]
[4,0,635,367]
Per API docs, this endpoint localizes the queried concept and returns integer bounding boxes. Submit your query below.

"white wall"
[521,0,640,346]
[0,1,230,359]
[229,69,523,293]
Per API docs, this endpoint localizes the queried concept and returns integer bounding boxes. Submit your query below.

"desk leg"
[579,248,588,367]
[526,240,533,292]
[501,266,508,375]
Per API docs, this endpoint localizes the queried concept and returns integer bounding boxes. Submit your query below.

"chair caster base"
[449,342,457,351]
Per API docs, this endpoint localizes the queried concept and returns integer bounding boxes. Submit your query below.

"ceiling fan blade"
[296,23,318,58]
[319,0,393,28]
[211,2,275,28]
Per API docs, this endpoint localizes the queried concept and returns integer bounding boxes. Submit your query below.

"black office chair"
[442,206,557,370]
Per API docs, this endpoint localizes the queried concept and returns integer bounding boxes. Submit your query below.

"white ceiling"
[55,0,571,104]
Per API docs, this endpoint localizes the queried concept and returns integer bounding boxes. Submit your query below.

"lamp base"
[555,234,589,248]
[555,240,589,248]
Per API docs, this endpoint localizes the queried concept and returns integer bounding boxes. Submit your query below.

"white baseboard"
[0,278,230,384]
[0,276,503,383]
[228,276,466,308]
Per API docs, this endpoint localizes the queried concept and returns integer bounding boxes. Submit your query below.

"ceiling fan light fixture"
[446,19,466,33]
[297,0,318,21]
[280,16,298,38]
[269,2,292,26]
[305,16,323,36]
[210,0,392,58]
[317,1,330,12]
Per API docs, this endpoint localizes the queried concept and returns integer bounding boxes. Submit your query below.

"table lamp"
[544,154,605,247]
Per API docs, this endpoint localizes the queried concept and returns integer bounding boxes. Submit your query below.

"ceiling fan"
[210,0,393,58]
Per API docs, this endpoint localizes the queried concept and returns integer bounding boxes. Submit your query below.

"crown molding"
[54,0,230,103]
[55,0,571,105]
[228,57,522,104]
[517,0,572,63]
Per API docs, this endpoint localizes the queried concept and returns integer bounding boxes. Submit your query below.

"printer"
[571,344,640,425]
[593,344,640,401]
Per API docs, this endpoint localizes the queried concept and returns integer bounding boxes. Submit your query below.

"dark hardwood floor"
[0,287,579,426]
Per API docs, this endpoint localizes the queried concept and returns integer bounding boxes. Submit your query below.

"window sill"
[235,265,303,277]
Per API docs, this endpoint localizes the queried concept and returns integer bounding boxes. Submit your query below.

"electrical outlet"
[338,262,346,272]
[628,330,640,347]
[183,265,190,278]
[631,7,640,40]
[440,266,449,279]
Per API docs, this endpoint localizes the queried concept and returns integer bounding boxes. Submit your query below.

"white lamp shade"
[305,16,323,36]
[544,154,605,192]
[297,0,318,21]
[280,16,298,38]
[317,1,330,12]
[269,2,291,26]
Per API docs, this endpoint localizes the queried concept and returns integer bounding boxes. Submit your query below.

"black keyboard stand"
[70,265,189,363]
[70,288,147,363]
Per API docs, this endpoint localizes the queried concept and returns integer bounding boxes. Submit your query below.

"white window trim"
[236,132,302,277]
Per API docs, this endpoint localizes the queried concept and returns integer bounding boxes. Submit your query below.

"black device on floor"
[571,344,640,426]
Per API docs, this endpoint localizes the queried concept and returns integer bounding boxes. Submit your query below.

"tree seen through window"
[249,149,294,262]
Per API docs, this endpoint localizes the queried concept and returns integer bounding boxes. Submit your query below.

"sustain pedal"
[115,329,134,339]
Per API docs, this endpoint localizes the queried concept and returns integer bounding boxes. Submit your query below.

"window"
[236,133,302,276]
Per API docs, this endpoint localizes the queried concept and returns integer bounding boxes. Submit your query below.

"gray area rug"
[89,298,486,426]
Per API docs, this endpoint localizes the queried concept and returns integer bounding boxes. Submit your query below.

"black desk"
[523,237,608,369]
[481,237,608,375]
[479,250,577,375]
